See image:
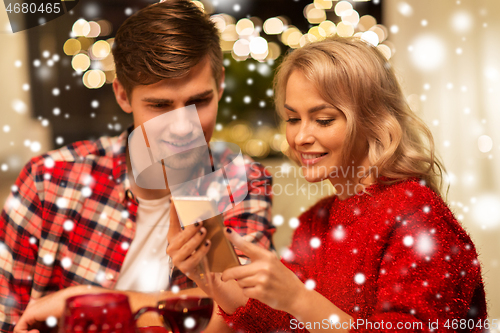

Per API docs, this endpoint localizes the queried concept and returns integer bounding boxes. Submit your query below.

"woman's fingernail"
[169,197,172,203]
[181,226,185,230]
[199,228,205,235]
[205,240,210,246]
[226,228,232,234]
[194,221,200,227]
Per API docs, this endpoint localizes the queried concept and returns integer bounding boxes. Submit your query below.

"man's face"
[116,57,224,170]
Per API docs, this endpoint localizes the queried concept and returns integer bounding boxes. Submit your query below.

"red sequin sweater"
[220,178,487,332]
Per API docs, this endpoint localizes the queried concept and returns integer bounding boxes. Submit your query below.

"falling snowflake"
[310,237,321,249]
[121,242,130,250]
[333,225,345,241]
[63,220,74,232]
[280,248,295,262]
[288,217,300,229]
[44,158,55,168]
[403,235,414,247]
[46,316,57,327]
[30,141,41,153]
[61,257,72,269]
[354,273,365,285]
[56,197,68,209]
[304,279,316,290]
[329,314,340,324]
[43,254,54,265]
[272,215,284,226]
[81,187,92,198]
[96,271,106,283]
[184,317,196,329]
[417,234,434,255]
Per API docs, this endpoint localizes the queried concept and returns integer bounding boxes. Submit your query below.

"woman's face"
[285,70,369,188]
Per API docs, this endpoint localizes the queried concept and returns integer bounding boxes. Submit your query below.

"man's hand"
[13,285,103,333]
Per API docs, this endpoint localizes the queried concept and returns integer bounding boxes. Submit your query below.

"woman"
[167,36,487,332]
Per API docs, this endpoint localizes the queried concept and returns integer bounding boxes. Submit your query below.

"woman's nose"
[295,122,315,146]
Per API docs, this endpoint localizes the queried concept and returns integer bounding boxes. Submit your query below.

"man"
[0,1,275,331]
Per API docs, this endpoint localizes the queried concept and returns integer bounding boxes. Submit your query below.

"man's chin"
[163,158,198,170]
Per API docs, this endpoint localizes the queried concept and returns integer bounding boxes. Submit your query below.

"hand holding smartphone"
[171,196,240,272]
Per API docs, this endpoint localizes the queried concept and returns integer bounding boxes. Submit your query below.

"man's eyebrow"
[284,103,335,113]
[186,89,214,103]
[141,89,214,104]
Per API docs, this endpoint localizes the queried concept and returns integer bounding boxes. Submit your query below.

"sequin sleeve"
[349,193,487,333]
[218,198,331,333]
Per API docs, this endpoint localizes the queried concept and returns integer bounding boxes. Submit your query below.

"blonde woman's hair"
[274,36,447,197]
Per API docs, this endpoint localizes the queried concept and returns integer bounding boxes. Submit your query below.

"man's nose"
[169,113,194,138]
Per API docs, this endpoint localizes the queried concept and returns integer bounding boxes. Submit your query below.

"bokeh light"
[263,17,284,35]
[236,18,254,36]
[307,8,327,24]
[71,54,91,72]
[361,31,379,46]
[97,20,112,36]
[342,10,360,26]
[63,39,81,56]
[72,19,91,37]
[336,22,354,37]
[410,35,446,71]
[471,194,500,229]
[314,0,332,10]
[477,135,493,153]
[451,11,473,33]
[319,21,337,36]
[83,70,106,89]
[335,1,353,17]
[233,39,250,57]
[91,40,111,60]
[86,21,101,38]
[376,44,392,60]
[358,15,377,31]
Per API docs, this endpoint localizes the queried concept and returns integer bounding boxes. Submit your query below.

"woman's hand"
[166,202,211,284]
[221,228,306,314]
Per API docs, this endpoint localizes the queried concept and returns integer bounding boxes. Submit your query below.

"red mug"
[59,293,160,333]
[59,293,212,333]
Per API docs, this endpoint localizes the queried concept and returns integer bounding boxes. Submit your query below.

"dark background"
[26,0,383,148]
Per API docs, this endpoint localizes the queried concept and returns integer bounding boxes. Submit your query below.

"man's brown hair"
[112,0,223,98]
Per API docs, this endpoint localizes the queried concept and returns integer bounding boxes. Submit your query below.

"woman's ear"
[112,79,133,114]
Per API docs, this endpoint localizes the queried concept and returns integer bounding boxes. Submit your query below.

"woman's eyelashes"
[285,118,335,126]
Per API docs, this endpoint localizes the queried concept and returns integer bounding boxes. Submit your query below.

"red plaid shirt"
[0,129,274,332]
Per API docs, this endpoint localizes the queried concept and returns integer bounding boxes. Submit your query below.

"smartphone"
[171,196,241,272]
